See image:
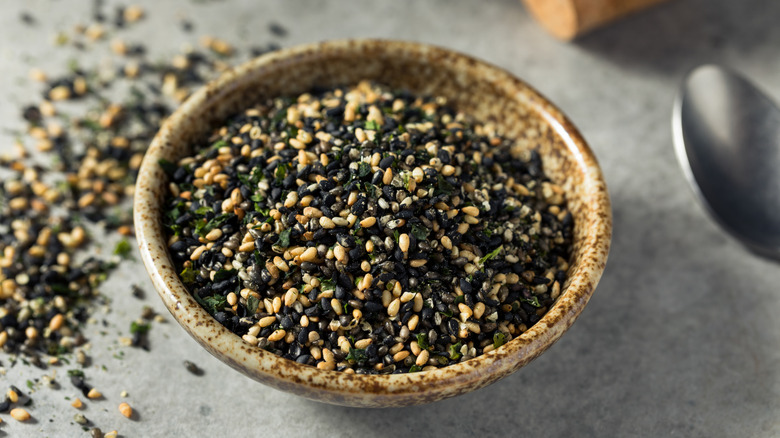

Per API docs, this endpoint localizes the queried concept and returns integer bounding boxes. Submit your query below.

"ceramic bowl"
[133,39,611,407]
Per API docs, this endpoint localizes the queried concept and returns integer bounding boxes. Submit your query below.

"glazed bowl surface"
[133,39,612,407]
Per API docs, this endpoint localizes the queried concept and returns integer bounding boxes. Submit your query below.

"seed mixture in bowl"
[161,81,573,374]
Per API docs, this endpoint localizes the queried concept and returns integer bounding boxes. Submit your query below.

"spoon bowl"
[673,64,780,260]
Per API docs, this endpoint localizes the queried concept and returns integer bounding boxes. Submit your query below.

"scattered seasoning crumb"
[268,22,288,37]
[85,23,106,41]
[76,350,89,366]
[113,239,134,259]
[140,305,155,320]
[74,412,88,425]
[69,370,94,398]
[105,430,118,438]
[0,4,254,361]
[200,35,233,56]
[163,81,573,374]
[41,374,56,388]
[111,39,128,55]
[29,68,48,82]
[68,369,85,378]
[10,407,31,422]
[130,321,150,334]
[118,401,133,418]
[120,390,128,397]
[91,427,104,438]
[249,42,281,58]
[183,360,203,376]
[1,1,288,427]
[123,5,145,23]
[53,31,69,45]
[131,284,146,299]
[129,320,151,349]
[20,12,36,25]
[86,388,102,399]
[71,397,84,409]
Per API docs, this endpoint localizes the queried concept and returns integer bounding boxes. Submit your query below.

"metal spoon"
[672,64,780,260]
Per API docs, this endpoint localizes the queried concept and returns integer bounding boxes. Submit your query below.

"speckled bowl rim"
[134,39,611,407]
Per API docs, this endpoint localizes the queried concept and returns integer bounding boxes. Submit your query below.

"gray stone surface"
[1,0,779,436]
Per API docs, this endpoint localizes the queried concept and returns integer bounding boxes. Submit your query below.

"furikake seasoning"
[162,81,573,374]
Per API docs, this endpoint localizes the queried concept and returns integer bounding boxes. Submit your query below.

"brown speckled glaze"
[133,39,612,407]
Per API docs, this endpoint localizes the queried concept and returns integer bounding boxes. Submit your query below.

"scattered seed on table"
[1,2,280,363]
[118,402,133,418]
[123,5,144,23]
[0,1,293,431]
[183,360,203,376]
[140,305,155,319]
[76,350,88,366]
[20,12,36,25]
[268,22,288,37]
[10,407,31,422]
[132,284,146,299]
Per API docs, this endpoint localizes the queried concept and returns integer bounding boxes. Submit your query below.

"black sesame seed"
[379,155,394,170]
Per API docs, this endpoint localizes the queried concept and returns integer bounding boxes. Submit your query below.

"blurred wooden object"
[523,0,674,40]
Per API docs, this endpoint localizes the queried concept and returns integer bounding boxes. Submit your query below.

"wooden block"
[523,0,674,40]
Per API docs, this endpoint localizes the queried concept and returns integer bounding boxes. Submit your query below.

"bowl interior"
[134,39,611,407]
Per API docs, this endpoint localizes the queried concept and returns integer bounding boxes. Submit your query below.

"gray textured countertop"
[1,0,779,436]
